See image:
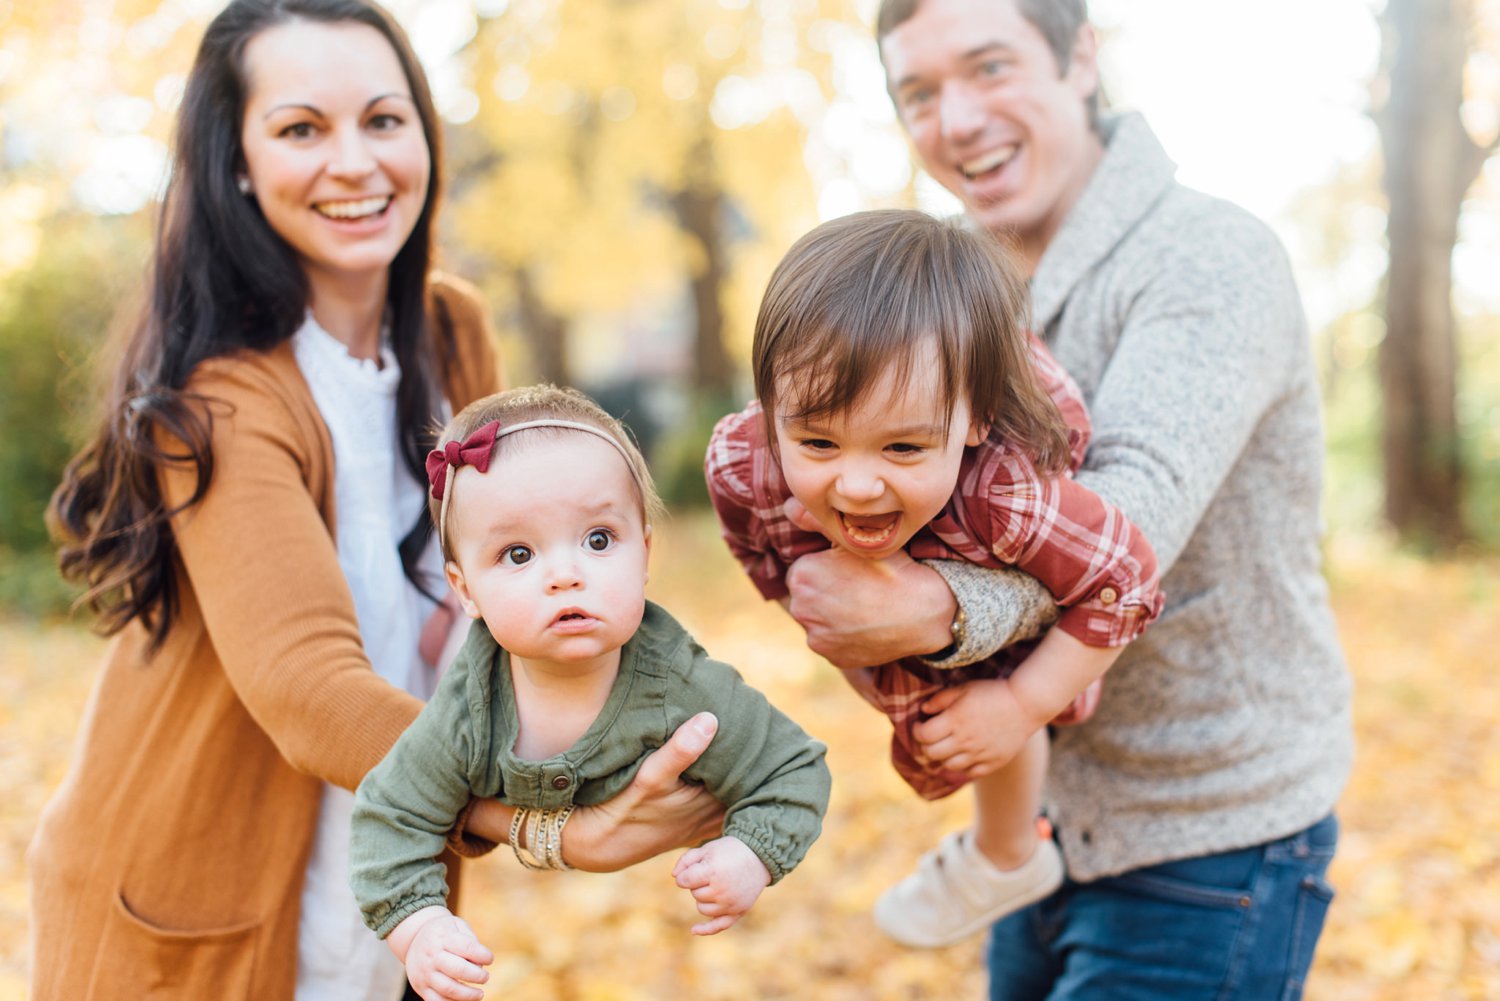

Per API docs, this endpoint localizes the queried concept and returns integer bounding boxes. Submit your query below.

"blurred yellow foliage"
[3,517,1498,999]
[448,0,848,380]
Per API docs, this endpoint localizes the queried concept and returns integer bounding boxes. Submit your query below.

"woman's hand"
[464,712,727,870]
[563,712,727,870]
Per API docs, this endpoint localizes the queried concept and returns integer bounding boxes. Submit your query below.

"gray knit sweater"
[942,113,1353,881]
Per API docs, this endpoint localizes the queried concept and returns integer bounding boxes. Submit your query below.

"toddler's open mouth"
[838,511,901,550]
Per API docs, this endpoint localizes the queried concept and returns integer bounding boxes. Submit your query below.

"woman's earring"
[236,175,252,195]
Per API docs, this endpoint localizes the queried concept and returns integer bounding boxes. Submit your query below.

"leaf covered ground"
[2,515,1496,999]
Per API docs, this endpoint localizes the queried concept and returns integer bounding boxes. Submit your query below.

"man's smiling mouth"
[960,144,1018,180]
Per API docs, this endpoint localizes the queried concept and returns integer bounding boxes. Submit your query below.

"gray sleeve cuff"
[919,560,1059,668]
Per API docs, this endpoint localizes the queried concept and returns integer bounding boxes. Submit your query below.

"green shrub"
[651,390,740,510]
[0,212,146,558]
[0,545,82,620]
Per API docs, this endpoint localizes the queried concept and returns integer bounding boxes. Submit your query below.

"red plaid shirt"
[707,334,1160,645]
[705,335,1164,798]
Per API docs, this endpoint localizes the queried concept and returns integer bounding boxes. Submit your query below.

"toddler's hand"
[395,908,494,1001]
[914,676,1039,778]
[671,835,772,935]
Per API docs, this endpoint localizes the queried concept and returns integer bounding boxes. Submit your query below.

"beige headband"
[430,419,641,556]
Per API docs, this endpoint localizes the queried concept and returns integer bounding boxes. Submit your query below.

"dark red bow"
[425,420,501,500]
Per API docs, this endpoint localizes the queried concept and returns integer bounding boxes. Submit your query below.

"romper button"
[1098,586,1118,605]
[552,775,571,790]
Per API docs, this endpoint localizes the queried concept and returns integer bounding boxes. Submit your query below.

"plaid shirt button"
[1099,586,1119,605]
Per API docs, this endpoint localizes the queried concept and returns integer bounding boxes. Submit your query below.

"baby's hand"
[393,907,494,1001]
[671,835,772,935]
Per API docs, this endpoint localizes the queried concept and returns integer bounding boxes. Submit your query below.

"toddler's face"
[773,339,984,561]
[444,432,650,672]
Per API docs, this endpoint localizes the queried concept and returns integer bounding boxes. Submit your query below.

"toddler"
[352,385,830,1000]
[706,209,1162,948]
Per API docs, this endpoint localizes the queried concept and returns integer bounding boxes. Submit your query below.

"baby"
[351,385,830,1000]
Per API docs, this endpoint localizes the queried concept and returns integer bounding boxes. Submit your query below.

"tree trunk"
[1376,0,1488,548]
[672,136,735,399]
[513,266,569,386]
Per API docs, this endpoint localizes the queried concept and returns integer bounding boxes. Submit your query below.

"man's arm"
[921,559,1058,666]
[1068,213,1307,569]
[780,506,1057,670]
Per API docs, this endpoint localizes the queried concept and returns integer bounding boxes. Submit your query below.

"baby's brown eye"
[502,545,532,566]
[586,530,612,552]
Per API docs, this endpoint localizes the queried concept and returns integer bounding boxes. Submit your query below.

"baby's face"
[774,338,983,561]
[444,432,650,672]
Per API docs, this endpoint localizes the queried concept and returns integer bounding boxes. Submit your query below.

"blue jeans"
[986,815,1338,1001]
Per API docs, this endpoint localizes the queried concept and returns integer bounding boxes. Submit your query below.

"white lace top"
[290,311,442,1001]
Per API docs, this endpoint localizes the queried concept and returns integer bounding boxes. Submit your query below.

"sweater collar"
[1029,112,1178,332]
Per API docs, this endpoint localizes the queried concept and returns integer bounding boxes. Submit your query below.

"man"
[781,0,1353,996]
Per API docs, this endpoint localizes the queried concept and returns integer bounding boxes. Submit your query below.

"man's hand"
[562,712,728,871]
[671,835,773,935]
[784,544,957,669]
[912,678,1043,779]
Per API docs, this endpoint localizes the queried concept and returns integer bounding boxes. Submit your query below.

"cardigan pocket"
[83,888,261,1000]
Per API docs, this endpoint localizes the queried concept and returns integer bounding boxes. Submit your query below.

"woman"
[30,3,720,998]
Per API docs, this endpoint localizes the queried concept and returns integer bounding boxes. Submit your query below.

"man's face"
[881,0,1102,270]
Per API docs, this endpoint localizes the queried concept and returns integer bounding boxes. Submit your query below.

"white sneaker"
[873,831,1064,948]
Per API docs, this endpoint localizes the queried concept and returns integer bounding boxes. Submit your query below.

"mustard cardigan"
[27,275,500,1001]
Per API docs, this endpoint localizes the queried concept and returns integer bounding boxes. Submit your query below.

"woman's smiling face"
[238,18,431,294]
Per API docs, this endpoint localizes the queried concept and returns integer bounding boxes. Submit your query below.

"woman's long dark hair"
[49,0,447,654]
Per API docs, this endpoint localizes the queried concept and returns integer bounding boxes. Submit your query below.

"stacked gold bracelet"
[509,805,575,871]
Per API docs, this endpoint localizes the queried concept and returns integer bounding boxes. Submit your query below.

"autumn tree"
[0,0,197,559]
[447,0,844,403]
[1375,0,1498,548]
